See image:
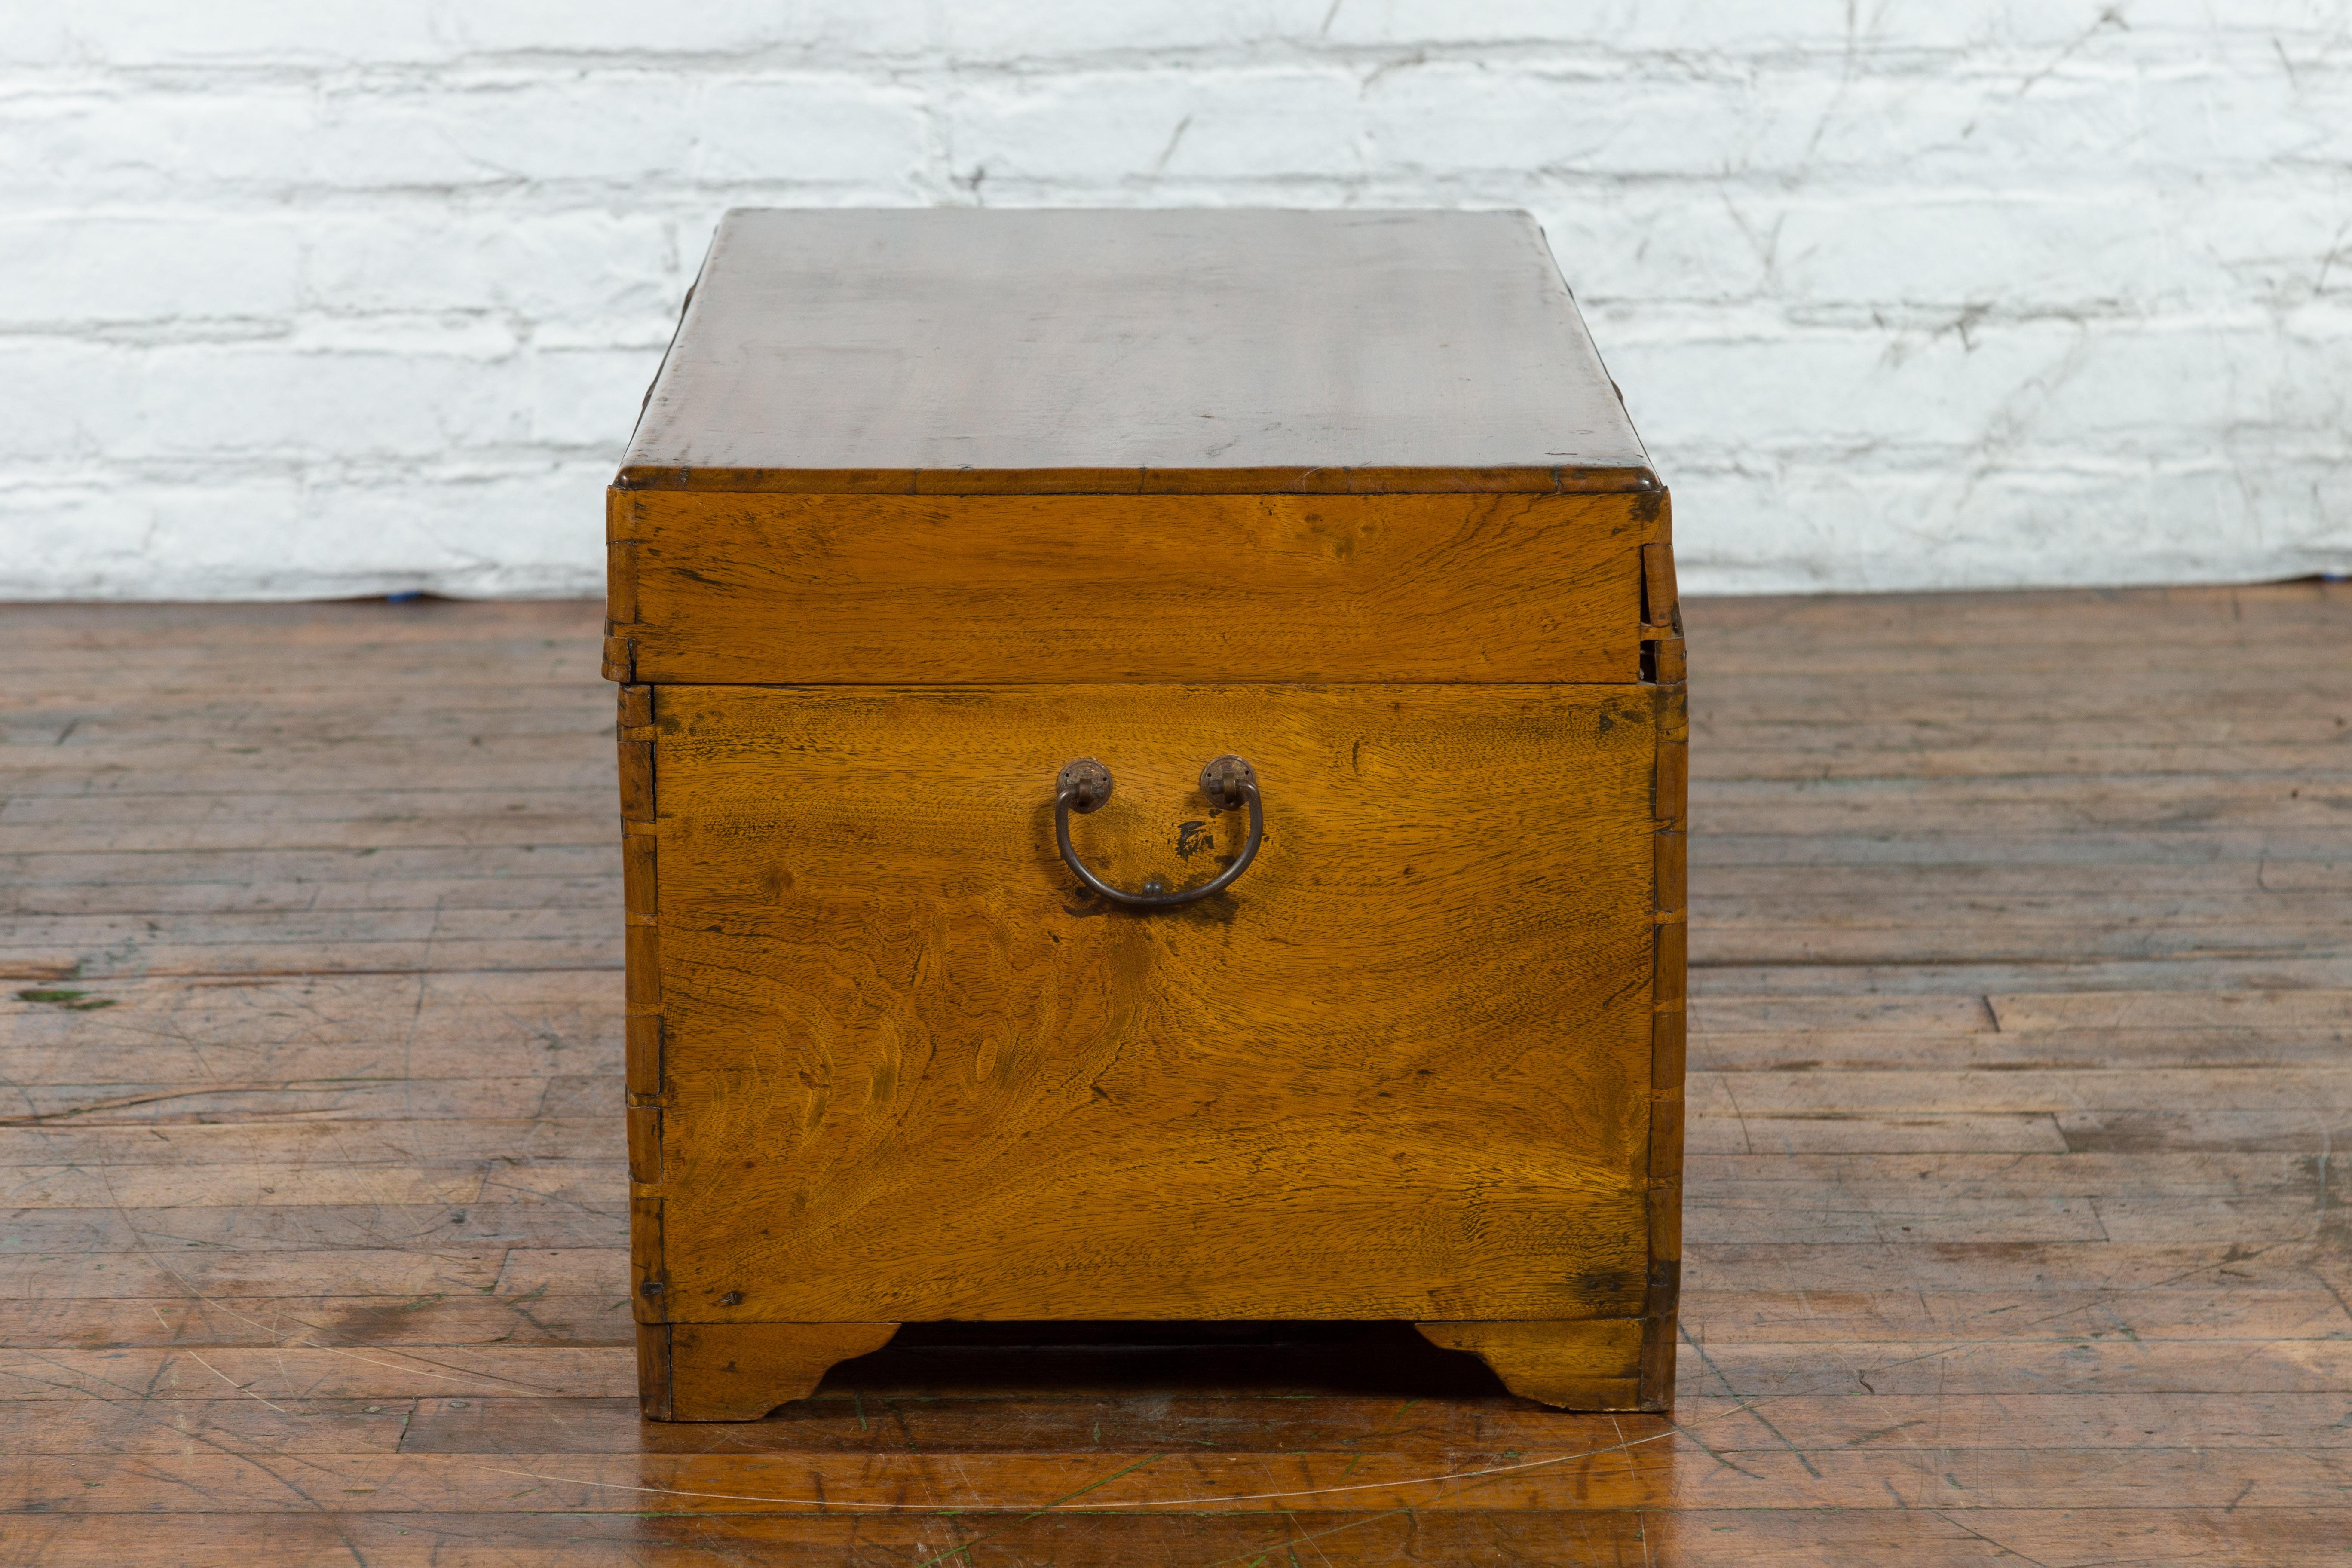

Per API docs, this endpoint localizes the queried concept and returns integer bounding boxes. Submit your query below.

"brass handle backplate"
[1053,755,1264,909]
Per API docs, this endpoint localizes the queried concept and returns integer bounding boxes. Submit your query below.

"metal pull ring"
[1054,755,1264,909]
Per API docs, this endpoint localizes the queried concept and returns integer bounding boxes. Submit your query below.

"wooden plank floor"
[2,584,2347,1565]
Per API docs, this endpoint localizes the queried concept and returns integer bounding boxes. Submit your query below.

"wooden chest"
[606,209,1686,1419]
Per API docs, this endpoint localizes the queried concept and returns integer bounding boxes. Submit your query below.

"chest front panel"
[644,683,1660,1323]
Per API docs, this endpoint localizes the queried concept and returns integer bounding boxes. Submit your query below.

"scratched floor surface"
[2,587,2348,1565]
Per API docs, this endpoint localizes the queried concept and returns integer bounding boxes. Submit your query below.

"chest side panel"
[608,490,1657,686]
[648,683,1660,1322]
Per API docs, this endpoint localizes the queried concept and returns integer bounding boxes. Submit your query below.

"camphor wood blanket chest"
[606,209,1686,1419]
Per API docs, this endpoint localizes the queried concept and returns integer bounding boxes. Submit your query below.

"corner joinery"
[617,682,668,1368]
[1640,524,1687,1412]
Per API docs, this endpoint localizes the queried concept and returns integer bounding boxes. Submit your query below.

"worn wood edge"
[1639,522,1685,686]
[1411,1320,1646,1411]
[611,463,1662,496]
[621,683,668,1333]
[658,1322,903,1421]
[602,489,640,683]
[634,1321,674,1419]
[1642,573,1689,1411]
[1640,539,1680,627]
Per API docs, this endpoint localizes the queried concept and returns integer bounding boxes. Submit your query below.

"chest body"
[608,209,1687,1418]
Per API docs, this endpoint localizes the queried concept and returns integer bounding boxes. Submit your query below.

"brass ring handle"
[1054,755,1264,909]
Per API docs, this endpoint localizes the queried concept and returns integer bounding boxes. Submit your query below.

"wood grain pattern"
[621,209,1654,490]
[607,489,1659,686]
[6,587,2350,1562]
[647,682,1661,1324]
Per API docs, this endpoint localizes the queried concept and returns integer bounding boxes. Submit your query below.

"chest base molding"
[638,1318,1658,1421]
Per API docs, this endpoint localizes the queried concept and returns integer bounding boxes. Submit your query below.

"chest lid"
[606,210,1674,688]
[622,208,1653,496]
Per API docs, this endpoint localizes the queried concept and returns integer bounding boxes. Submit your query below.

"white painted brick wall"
[5,1,2348,599]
